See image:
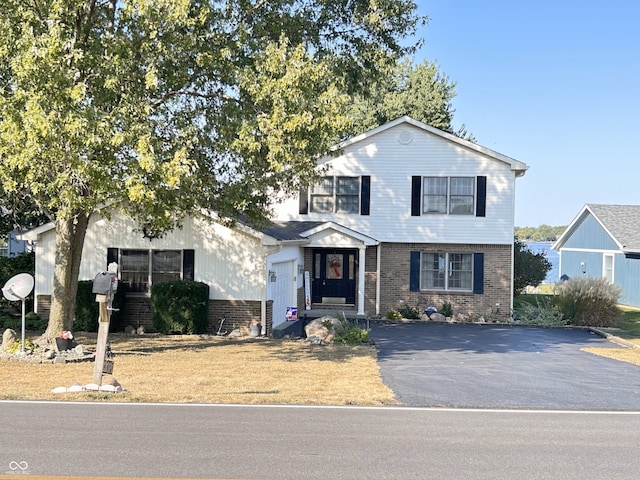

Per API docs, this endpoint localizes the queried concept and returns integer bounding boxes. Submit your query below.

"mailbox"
[92,271,118,295]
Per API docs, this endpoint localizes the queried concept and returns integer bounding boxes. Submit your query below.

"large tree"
[0,0,424,340]
[347,58,474,140]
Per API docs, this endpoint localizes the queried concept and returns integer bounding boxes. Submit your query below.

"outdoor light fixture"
[269,270,277,282]
[298,265,304,275]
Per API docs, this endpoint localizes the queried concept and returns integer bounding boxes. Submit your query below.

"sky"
[410,1,640,227]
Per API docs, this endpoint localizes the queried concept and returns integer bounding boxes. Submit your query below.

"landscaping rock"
[2,329,17,351]
[304,316,340,344]
[430,313,446,322]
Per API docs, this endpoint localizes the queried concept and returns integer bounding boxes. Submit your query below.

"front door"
[311,249,357,305]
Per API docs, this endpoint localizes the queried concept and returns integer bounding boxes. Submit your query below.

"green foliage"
[0,311,46,332]
[386,309,402,320]
[440,302,453,318]
[334,321,370,344]
[513,297,567,327]
[397,304,421,320]
[4,338,38,354]
[348,59,472,140]
[151,281,209,334]
[515,225,567,242]
[0,252,35,314]
[74,281,128,333]
[514,238,552,295]
[0,0,424,333]
[554,277,623,327]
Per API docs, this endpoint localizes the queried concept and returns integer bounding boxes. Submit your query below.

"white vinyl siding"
[31,213,264,301]
[273,122,518,245]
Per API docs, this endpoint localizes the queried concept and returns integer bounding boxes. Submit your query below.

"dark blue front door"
[311,249,357,305]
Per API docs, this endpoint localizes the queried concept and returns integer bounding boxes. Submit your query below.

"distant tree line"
[515,225,567,242]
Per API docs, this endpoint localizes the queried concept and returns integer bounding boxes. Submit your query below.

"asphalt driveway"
[369,322,640,410]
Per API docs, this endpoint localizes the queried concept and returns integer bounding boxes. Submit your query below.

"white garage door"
[271,260,295,328]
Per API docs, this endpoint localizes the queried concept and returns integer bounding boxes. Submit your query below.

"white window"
[420,252,473,291]
[310,176,359,213]
[422,176,474,215]
[603,254,614,284]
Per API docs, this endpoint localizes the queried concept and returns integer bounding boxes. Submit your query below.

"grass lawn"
[0,333,397,405]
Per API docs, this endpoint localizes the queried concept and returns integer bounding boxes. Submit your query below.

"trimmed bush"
[74,280,128,332]
[554,277,622,327]
[151,281,209,334]
[0,311,47,332]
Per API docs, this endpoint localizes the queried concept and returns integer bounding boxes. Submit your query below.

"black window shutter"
[299,188,309,215]
[183,249,195,281]
[476,176,487,217]
[360,176,371,215]
[107,248,118,268]
[410,251,421,291]
[473,253,484,294]
[411,176,422,216]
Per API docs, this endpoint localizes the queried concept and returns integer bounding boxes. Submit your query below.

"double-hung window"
[420,252,473,291]
[310,176,360,213]
[112,248,193,295]
[422,176,475,215]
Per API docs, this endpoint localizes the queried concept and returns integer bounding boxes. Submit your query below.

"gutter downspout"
[376,243,382,317]
[262,243,283,335]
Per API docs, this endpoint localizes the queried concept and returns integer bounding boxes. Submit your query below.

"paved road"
[370,322,640,409]
[2,402,640,479]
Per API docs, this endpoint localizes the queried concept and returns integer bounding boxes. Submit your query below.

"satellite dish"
[2,273,34,301]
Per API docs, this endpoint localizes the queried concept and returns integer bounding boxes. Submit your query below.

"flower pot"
[56,338,73,351]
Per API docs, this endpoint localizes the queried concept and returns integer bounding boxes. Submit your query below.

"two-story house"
[23,116,527,333]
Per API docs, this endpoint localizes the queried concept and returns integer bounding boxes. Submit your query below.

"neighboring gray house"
[552,204,640,307]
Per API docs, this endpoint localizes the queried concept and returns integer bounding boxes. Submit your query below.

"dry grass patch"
[0,334,397,405]
[582,347,640,366]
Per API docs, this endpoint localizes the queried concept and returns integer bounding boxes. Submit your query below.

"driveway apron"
[369,322,640,410]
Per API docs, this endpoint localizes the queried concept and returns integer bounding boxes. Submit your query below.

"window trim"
[603,254,614,284]
[419,251,474,292]
[422,176,475,215]
[113,248,192,296]
[309,176,361,214]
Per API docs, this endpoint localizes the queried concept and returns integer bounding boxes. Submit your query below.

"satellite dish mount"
[2,273,35,354]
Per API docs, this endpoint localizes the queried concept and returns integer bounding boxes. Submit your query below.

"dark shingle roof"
[588,204,640,253]
[260,221,326,241]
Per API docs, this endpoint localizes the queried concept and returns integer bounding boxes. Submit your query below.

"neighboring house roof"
[333,116,529,176]
[553,204,640,254]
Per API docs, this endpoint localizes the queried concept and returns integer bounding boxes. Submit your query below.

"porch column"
[357,246,366,315]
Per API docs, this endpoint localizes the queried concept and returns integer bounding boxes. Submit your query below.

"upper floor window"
[412,176,485,217]
[110,248,194,295]
[423,176,474,215]
[310,176,360,213]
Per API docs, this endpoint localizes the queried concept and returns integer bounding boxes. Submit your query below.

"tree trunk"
[44,213,90,341]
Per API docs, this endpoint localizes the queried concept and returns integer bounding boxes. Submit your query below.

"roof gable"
[333,116,528,176]
[553,204,640,253]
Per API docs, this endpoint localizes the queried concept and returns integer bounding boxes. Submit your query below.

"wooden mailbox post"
[92,263,118,385]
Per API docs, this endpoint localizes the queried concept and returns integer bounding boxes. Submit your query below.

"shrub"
[386,309,402,320]
[0,311,46,331]
[440,302,453,318]
[554,277,622,327]
[151,281,209,334]
[397,304,420,319]
[334,320,370,344]
[74,280,128,332]
[513,297,567,327]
